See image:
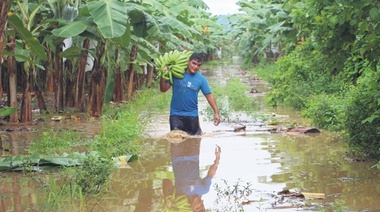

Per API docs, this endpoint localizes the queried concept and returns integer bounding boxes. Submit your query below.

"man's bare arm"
[205,94,220,125]
[160,77,171,92]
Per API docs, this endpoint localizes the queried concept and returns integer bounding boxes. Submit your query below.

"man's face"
[187,59,202,74]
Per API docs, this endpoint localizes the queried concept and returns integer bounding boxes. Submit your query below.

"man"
[160,52,220,135]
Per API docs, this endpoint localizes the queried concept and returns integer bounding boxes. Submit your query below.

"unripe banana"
[171,64,185,74]
[169,71,173,84]
[155,50,194,81]
[171,70,184,79]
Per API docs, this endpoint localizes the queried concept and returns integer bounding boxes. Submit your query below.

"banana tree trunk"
[7,35,18,122]
[114,67,122,102]
[20,67,32,122]
[146,64,154,88]
[54,44,64,112]
[33,81,47,113]
[64,60,74,107]
[75,38,90,111]
[0,66,3,101]
[113,49,123,102]
[88,41,106,117]
[0,0,10,103]
[126,45,138,100]
[46,46,54,93]
[135,72,144,90]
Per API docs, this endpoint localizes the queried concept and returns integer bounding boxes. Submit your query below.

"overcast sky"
[203,0,240,15]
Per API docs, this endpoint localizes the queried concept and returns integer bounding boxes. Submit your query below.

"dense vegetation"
[227,0,380,160]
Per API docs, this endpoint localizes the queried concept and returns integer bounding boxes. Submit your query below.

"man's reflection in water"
[163,137,221,212]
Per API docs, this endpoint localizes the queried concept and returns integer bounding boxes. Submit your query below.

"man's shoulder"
[194,72,206,79]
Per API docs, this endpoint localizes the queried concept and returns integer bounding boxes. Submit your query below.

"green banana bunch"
[155,50,194,84]
[163,194,191,212]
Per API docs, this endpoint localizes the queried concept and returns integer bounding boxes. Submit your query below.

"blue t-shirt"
[169,72,211,117]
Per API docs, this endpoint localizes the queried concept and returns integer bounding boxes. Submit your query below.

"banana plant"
[6,0,48,122]
[51,0,165,114]
[230,0,295,62]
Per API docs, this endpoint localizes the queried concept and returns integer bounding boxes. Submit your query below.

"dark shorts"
[169,116,200,135]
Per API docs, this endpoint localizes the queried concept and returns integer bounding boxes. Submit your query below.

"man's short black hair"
[189,52,203,62]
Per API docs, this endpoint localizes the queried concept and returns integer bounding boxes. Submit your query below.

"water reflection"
[0,174,38,212]
[163,137,221,211]
[0,132,33,156]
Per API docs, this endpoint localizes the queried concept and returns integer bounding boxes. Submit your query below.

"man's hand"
[207,145,221,178]
[215,145,221,160]
[160,67,172,92]
[214,113,220,126]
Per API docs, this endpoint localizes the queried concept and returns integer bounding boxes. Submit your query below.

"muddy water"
[1,58,380,211]
[0,115,101,155]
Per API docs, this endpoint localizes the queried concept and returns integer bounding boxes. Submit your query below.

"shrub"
[344,70,380,158]
[302,93,346,131]
[75,153,115,194]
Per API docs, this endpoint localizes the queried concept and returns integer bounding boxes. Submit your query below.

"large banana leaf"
[158,16,192,38]
[7,12,47,61]
[0,152,138,172]
[52,20,89,38]
[87,0,129,38]
[112,22,131,47]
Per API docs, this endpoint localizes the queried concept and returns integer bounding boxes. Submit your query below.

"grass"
[205,76,258,122]
[24,85,171,211]
[29,129,87,155]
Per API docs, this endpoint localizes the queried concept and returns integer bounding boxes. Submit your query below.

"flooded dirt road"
[115,59,380,211]
[104,59,380,212]
[1,58,380,211]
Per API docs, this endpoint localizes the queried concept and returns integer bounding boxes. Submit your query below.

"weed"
[29,129,86,155]
[93,87,169,157]
[213,179,254,211]
[75,153,115,195]
[205,77,257,122]
[0,106,17,117]
[44,174,85,211]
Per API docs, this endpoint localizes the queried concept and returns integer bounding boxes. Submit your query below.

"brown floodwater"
[0,57,380,211]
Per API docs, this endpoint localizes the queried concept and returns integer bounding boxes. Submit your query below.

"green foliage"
[7,11,47,60]
[229,0,296,64]
[225,77,256,112]
[302,93,346,131]
[253,41,339,110]
[45,177,85,211]
[92,109,142,157]
[344,68,380,159]
[75,153,115,195]
[30,129,86,155]
[205,77,257,122]
[250,60,275,81]
[0,106,17,117]
[203,82,229,121]
[93,87,170,157]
